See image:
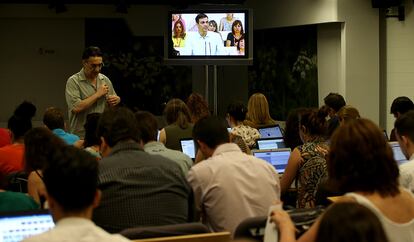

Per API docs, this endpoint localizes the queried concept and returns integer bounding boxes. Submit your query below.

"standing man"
[65,46,120,138]
[184,13,224,56]
[188,116,280,236]
[395,110,414,192]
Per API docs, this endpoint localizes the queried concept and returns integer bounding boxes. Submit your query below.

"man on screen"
[183,13,225,56]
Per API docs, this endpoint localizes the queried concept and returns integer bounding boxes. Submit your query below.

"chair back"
[132,231,231,242]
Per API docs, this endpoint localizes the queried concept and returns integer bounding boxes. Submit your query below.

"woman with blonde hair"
[337,105,360,125]
[159,98,193,151]
[244,93,278,129]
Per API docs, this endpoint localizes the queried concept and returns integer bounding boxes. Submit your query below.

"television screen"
[165,9,253,65]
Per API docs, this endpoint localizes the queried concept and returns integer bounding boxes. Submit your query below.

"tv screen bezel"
[164,9,253,66]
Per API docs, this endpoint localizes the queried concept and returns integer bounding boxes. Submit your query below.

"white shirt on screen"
[182,31,225,56]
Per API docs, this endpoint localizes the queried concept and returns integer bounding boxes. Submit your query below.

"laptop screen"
[252,148,291,174]
[180,139,196,159]
[0,210,54,242]
[256,138,286,150]
[389,142,409,165]
[258,125,283,139]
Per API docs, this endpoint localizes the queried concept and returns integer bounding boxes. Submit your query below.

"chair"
[233,216,267,242]
[120,223,210,240]
[132,231,231,242]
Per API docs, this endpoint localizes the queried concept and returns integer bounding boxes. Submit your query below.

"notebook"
[0,210,54,242]
[252,148,291,174]
[389,142,409,165]
[258,125,283,139]
[256,138,286,150]
[180,138,196,159]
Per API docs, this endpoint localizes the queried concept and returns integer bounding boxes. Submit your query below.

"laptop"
[180,138,196,160]
[389,142,409,165]
[0,210,54,242]
[252,148,291,174]
[256,138,286,150]
[258,125,283,139]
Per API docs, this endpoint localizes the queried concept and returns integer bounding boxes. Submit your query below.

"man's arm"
[65,79,109,114]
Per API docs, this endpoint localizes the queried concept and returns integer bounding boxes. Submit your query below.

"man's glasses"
[88,62,104,69]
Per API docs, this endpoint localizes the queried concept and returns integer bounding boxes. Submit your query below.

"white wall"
[247,0,381,124]
[386,0,414,134]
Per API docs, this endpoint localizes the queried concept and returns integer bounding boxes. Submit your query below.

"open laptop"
[389,142,409,165]
[252,148,291,174]
[256,138,286,150]
[0,210,54,242]
[258,125,283,139]
[180,138,196,160]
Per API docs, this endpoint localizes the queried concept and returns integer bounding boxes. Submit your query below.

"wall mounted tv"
[165,9,253,65]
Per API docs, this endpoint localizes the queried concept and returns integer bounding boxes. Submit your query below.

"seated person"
[0,128,11,148]
[0,101,36,176]
[24,127,66,207]
[244,93,283,129]
[159,98,193,151]
[226,20,244,47]
[323,93,346,137]
[93,107,190,233]
[226,101,260,148]
[280,108,329,208]
[389,96,414,141]
[23,146,129,242]
[135,111,193,175]
[43,107,80,145]
[188,116,280,236]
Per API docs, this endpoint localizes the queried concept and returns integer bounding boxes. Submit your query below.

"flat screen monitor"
[256,138,286,150]
[165,9,253,65]
[0,210,54,242]
[258,125,284,139]
[252,148,291,174]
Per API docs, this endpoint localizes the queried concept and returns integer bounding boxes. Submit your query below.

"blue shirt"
[52,128,80,145]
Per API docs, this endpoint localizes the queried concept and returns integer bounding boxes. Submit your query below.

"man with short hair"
[93,107,190,233]
[43,107,80,145]
[323,92,346,137]
[23,146,130,242]
[183,13,225,56]
[135,111,193,175]
[390,96,414,141]
[395,110,414,192]
[188,116,280,235]
[65,46,121,138]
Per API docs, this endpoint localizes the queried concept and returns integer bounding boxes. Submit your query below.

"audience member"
[226,101,260,148]
[271,202,389,242]
[172,14,186,31]
[159,98,193,151]
[283,108,307,150]
[323,93,346,137]
[208,20,223,41]
[0,128,11,148]
[82,113,102,159]
[43,107,80,145]
[226,20,244,47]
[183,13,224,55]
[236,35,245,55]
[389,96,414,141]
[172,20,186,48]
[244,93,283,130]
[186,92,210,124]
[219,13,238,31]
[135,111,193,175]
[280,108,329,208]
[394,110,414,192]
[0,172,38,212]
[24,127,66,207]
[337,105,360,125]
[23,146,130,242]
[93,107,190,233]
[0,101,36,176]
[65,46,121,138]
[298,118,414,242]
[188,116,280,236]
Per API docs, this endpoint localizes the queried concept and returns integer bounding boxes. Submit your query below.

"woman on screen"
[226,20,244,47]
[172,20,186,48]
[236,35,245,55]
[208,20,223,42]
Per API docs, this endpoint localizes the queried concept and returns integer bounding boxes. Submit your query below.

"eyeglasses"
[88,62,104,69]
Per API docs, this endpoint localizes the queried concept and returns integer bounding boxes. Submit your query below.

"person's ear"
[92,190,102,209]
